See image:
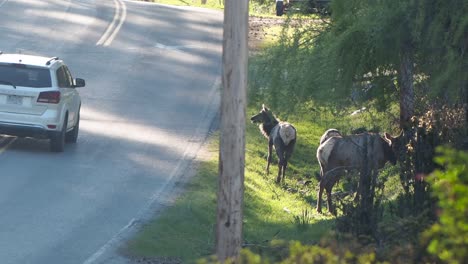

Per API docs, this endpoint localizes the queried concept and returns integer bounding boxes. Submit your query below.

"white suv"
[0,52,84,152]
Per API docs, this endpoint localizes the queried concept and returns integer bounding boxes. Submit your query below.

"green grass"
[243,117,334,246]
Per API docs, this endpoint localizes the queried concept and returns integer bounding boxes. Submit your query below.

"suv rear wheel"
[50,116,67,152]
[66,109,80,143]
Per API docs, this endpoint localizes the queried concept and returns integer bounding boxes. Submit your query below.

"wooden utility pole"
[216,0,249,261]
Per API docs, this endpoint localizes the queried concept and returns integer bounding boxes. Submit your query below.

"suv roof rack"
[45,56,59,65]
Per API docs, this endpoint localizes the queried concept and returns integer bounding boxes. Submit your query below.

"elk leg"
[275,147,284,183]
[322,168,340,215]
[282,146,293,182]
[316,180,324,213]
[266,143,273,174]
[316,166,327,213]
[326,184,336,215]
[276,163,282,183]
[282,161,287,182]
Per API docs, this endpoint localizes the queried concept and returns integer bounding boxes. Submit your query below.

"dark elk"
[316,130,401,214]
[251,105,297,183]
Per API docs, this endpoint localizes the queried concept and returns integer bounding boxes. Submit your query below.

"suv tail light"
[37,91,60,104]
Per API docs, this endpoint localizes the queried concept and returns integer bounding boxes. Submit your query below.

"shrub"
[424,147,468,264]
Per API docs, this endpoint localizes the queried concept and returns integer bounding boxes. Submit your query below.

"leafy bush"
[199,236,388,264]
[424,147,468,264]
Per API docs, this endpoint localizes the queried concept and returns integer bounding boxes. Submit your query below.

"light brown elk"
[251,105,296,183]
[316,131,401,214]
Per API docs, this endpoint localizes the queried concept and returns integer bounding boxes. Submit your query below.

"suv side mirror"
[73,78,86,88]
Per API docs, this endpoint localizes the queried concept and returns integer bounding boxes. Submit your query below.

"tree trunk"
[358,134,372,235]
[216,0,249,262]
[398,47,415,130]
[396,45,415,205]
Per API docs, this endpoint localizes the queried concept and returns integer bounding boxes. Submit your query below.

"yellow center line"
[96,0,120,46]
[104,0,127,46]
[96,0,127,47]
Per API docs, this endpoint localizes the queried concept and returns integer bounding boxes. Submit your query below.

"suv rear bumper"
[0,122,59,139]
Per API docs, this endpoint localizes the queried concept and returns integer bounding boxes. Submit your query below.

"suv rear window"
[0,64,52,88]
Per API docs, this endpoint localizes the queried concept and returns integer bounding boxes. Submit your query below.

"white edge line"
[103,0,127,47]
[82,218,137,264]
[96,0,121,46]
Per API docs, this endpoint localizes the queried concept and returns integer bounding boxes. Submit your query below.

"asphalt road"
[0,0,222,263]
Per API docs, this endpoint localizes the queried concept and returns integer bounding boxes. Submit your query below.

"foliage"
[247,18,330,112]
[415,0,468,99]
[424,147,468,264]
[393,104,466,218]
[327,0,467,105]
[250,0,468,113]
[291,208,313,229]
[279,239,379,264]
[335,171,385,238]
[249,0,410,109]
[199,234,423,264]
